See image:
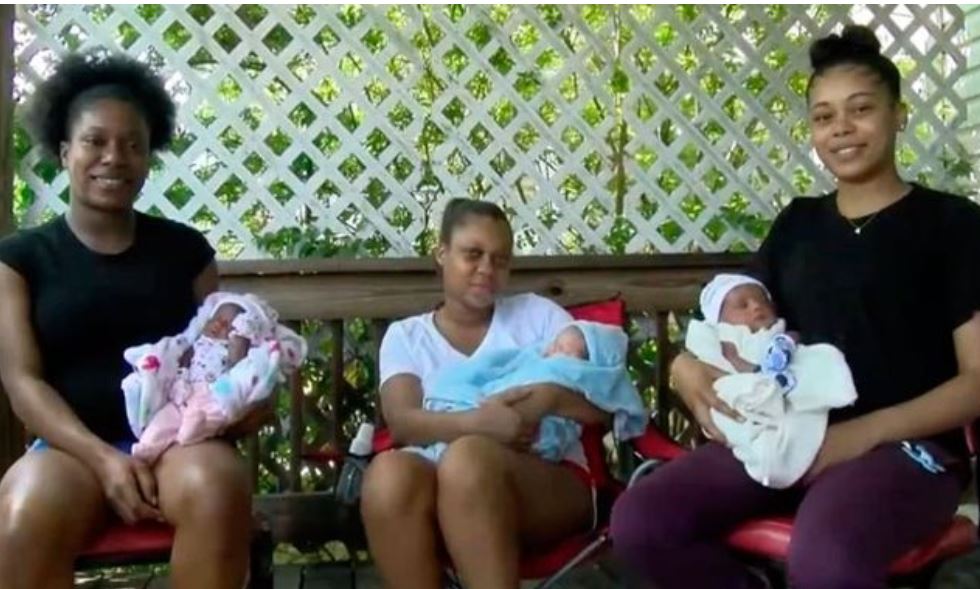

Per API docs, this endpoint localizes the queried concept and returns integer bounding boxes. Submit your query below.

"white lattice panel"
[12,5,971,257]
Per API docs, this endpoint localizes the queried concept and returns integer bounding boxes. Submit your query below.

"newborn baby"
[406,320,648,463]
[184,301,250,384]
[122,292,307,463]
[685,274,857,488]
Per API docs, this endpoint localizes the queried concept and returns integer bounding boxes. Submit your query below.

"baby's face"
[203,303,244,340]
[543,327,588,359]
[719,284,777,332]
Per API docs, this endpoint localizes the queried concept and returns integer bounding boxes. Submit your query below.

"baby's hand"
[227,335,250,365]
[720,341,758,373]
[178,348,193,368]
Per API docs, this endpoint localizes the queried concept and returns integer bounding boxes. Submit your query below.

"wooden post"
[0,4,22,475]
[329,320,345,449]
[654,310,672,432]
[288,323,304,492]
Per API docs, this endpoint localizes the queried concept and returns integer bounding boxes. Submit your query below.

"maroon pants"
[610,442,962,589]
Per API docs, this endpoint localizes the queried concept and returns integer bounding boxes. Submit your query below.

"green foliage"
[13,9,978,474]
[18,5,976,254]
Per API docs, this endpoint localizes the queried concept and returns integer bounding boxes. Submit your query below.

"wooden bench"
[0,253,747,577]
[218,253,747,549]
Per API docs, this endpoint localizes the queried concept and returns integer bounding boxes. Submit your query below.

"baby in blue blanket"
[405,320,648,463]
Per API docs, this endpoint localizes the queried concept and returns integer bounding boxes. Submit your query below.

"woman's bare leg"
[361,450,443,589]
[436,435,592,589]
[0,449,108,589]
[156,440,251,589]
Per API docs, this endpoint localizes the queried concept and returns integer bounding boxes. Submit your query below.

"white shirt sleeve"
[534,294,574,342]
[378,321,420,388]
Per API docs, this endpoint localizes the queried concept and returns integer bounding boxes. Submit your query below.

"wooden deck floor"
[72,501,979,589]
[75,560,623,588]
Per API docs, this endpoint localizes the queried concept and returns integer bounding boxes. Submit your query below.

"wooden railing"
[0,253,749,548]
[218,253,748,547]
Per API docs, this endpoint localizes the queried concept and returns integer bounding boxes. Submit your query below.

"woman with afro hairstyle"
[0,51,261,589]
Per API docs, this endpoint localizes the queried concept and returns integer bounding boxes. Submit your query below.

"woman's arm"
[670,351,740,441]
[193,260,219,304]
[0,263,160,522]
[491,384,611,426]
[863,312,980,443]
[0,264,110,464]
[538,384,611,425]
[382,374,532,448]
[807,313,980,478]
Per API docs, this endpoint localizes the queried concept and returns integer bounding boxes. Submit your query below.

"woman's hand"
[223,397,276,440]
[473,389,538,449]
[491,386,551,423]
[94,449,162,524]
[671,353,741,443]
[804,417,883,481]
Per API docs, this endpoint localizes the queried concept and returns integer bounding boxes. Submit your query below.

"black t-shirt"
[751,184,980,456]
[0,213,214,442]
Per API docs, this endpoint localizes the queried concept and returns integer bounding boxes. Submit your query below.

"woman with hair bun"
[0,52,257,588]
[611,25,980,589]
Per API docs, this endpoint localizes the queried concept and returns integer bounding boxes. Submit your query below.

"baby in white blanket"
[685,274,857,488]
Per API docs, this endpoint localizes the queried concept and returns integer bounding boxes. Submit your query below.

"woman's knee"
[361,451,436,522]
[610,475,695,554]
[436,435,507,498]
[156,442,251,527]
[0,452,104,555]
[787,526,881,589]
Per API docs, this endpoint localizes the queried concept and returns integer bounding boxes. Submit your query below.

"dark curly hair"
[807,24,901,104]
[22,50,176,159]
[439,198,512,245]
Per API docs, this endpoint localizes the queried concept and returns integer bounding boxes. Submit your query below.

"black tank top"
[0,213,214,442]
[750,184,980,458]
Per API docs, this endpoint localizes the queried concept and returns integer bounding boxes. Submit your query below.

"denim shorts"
[29,438,134,454]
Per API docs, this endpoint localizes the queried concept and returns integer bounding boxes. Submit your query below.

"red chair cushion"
[726,514,977,575]
[633,425,979,576]
[888,516,977,574]
[372,425,395,453]
[567,298,626,327]
[519,528,608,579]
[78,521,174,565]
[724,516,796,561]
[632,424,688,462]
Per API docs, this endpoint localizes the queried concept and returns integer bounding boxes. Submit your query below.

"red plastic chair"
[76,518,274,587]
[366,423,620,589]
[76,521,176,569]
[630,424,979,586]
[516,422,623,587]
[364,298,630,588]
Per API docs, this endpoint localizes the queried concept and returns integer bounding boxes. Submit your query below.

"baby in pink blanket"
[124,292,306,463]
[187,302,250,381]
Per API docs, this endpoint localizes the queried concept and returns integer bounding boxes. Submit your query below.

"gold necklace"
[840,184,913,236]
[845,210,882,235]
